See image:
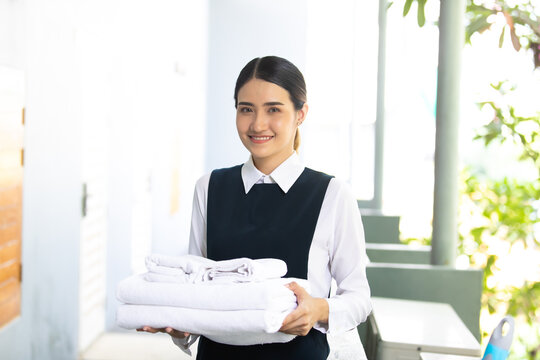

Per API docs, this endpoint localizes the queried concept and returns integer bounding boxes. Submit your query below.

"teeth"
[252,136,272,140]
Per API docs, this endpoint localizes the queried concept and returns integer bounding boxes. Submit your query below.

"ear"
[296,103,308,125]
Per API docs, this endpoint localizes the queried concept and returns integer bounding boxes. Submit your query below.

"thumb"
[287,281,307,301]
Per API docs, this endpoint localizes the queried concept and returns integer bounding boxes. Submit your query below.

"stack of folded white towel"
[116,254,309,346]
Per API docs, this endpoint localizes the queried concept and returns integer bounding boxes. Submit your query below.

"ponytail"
[294,128,301,153]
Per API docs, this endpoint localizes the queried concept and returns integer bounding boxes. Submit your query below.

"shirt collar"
[241,152,305,194]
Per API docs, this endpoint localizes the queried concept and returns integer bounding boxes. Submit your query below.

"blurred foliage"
[475,81,540,174]
[459,84,539,359]
[402,0,428,27]
[460,175,540,360]
[465,0,539,58]
[395,1,540,358]
[460,171,540,316]
[392,0,540,68]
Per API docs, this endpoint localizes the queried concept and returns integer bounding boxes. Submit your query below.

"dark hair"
[234,56,307,111]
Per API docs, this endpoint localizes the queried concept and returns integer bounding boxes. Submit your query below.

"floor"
[80,329,367,360]
[80,332,192,360]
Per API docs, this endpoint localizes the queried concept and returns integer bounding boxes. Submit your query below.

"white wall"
[105,0,209,329]
[204,0,308,171]
[1,1,84,358]
[0,0,209,358]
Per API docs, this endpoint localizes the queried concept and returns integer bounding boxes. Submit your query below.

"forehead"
[237,78,291,104]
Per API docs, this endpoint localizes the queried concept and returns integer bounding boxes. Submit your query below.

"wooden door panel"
[0,223,20,247]
[0,204,21,228]
[0,149,22,169]
[0,241,20,264]
[0,168,22,188]
[0,66,24,329]
[0,132,23,152]
[0,289,21,326]
[0,261,19,284]
[0,185,22,208]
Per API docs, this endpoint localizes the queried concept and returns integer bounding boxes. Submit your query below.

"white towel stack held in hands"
[116,254,309,346]
[144,254,289,284]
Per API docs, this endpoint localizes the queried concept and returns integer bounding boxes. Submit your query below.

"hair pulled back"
[234,56,307,151]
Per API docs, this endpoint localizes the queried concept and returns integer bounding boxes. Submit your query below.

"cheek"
[236,116,248,133]
[272,115,291,131]
[276,117,296,136]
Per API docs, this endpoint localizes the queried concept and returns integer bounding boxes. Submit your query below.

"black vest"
[197,165,332,360]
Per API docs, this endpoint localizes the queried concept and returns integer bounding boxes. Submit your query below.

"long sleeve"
[311,178,372,334]
[171,173,211,354]
[188,173,210,257]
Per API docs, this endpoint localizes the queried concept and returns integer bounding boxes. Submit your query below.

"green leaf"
[417,0,427,27]
[471,227,486,244]
[466,15,492,43]
[499,26,506,48]
[403,0,414,17]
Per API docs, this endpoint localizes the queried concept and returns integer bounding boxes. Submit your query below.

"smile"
[249,135,273,143]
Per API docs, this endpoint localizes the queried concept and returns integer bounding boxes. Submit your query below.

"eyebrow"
[237,101,284,107]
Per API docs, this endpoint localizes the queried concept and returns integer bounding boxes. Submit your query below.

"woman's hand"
[279,282,329,336]
[137,326,190,340]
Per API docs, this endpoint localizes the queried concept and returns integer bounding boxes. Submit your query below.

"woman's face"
[236,78,307,173]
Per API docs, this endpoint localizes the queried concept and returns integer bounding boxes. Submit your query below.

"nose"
[251,112,267,133]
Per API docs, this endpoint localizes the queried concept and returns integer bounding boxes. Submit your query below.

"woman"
[141,56,372,359]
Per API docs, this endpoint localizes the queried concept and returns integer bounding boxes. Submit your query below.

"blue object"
[482,316,514,360]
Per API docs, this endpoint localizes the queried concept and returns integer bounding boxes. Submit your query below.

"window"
[303,0,379,203]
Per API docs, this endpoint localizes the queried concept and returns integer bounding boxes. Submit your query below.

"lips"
[249,135,273,144]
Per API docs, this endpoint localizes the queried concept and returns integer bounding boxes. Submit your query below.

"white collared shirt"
[178,152,372,350]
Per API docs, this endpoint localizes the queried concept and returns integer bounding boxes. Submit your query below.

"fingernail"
[166,328,172,333]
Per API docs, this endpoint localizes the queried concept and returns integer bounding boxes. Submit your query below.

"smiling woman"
[139,56,372,360]
[235,78,306,175]
[234,56,308,175]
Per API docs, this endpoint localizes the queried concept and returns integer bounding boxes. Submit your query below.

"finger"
[280,320,309,335]
[287,282,308,300]
[165,327,190,339]
[281,310,309,332]
[280,314,313,335]
[281,307,304,327]
[286,281,300,292]
[142,326,160,333]
[281,314,303,330]
[165,327,181,336]
[282,312,299,327]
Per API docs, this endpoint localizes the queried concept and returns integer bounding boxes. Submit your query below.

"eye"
[268,107,280,113]
[239,107,253,113]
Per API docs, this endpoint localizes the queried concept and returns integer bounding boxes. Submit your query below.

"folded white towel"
[116,275,309,311]
[116,304,297,345]
[145,254,288,284]
[145,254,215,277]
